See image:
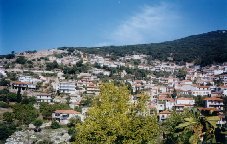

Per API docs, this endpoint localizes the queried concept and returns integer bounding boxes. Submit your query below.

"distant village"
[0,48,226,143]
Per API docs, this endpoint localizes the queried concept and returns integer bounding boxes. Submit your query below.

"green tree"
[21,96,36,105]
[0,101,10,108]
[74,106,82,113]
[75,83,160,144]
[46,61,59,70]
[163,109,220,144]
[68,116,81,128]
[195,95,205,107]
[12,104,38,125]
[175,68,187,80]
[16,87,22,103]
[15,56,27,64]
[0,122,17,142]
[68,117,81,142]
[3,112,14,122]
[33,119,43,127]
[162,109,194,144]
[0,78,10,86]
[80,96,93,107]
[7,72,17,81]
[51,121,61,129]
[6,93,17,103]
[175,109,219,144]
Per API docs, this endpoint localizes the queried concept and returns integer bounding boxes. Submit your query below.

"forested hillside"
[72,30,227,66]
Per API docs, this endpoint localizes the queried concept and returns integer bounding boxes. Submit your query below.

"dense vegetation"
[59,30,227,66]
[75,83,160,143]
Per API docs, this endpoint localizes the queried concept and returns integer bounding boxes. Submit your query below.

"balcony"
[209,102,224,106]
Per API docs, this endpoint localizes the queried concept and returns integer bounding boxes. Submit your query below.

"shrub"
[51,121,60,129]
[33,119,43,127]
[0,101,10,108]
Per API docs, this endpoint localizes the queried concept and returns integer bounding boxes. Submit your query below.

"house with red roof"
[173,97,195,112]
[203,97,224,111]
[158,110,171,122]
[52,110,83,124]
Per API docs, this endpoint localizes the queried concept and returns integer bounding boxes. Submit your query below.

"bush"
[51,121,60,129]
[46,61,59,71]
[0,101,9,108]
[3,112,14,122]
[0,122,17,142]
[15,56,27,64]
[0,78,10,86]
[33,119,43,127]
[21,96,36,105]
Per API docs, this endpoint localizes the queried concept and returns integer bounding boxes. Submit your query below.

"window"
[55,113,60,116]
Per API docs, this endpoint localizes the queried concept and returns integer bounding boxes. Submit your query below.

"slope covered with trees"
[68,30,227,66]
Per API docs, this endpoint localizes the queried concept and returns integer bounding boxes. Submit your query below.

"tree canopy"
[75,83,160,144]
[12,104,39,125]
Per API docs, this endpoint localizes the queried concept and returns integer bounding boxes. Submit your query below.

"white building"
[204,97,224,111]
[18,76,42,84]
[174,97,195,112]
[52,110,83,124]
[192,86,211,96]
[157,103,165,112]
[0,68,7,77]
[57,82,76,94]
[36,93,53,103]
[165,98,175,110]
[11,81,36,91]
[176,97,195,105]
[214,69,224,75]
[86,84,100,95]
[223,89,227,96]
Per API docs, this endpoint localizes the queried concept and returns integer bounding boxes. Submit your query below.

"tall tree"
[16,87,22,103]
[75,83,160,144]
[12,104,38,125]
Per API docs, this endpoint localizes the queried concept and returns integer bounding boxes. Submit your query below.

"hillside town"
[0,48,226,143]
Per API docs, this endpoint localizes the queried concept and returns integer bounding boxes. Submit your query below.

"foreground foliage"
[75,83,160,144]
[162,109,222,144]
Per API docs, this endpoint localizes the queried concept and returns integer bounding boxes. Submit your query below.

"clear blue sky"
[0,0,226,54]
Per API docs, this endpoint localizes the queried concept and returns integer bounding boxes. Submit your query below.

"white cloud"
[108,2,181,45]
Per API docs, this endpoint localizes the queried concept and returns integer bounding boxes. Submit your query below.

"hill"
[72,30,227,66]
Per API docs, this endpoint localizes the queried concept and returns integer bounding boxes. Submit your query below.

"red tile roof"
[159,110,171,114]
[174,104,194,107]
[203,97,223,101]
[12,81,31,85]
[198,107,219,111]
[55,110,80,114]
[177,97,194,100]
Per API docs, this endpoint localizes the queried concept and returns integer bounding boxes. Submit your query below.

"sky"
[0,0,226,54]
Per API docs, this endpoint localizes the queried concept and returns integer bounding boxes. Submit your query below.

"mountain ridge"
[71,30,227,66]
